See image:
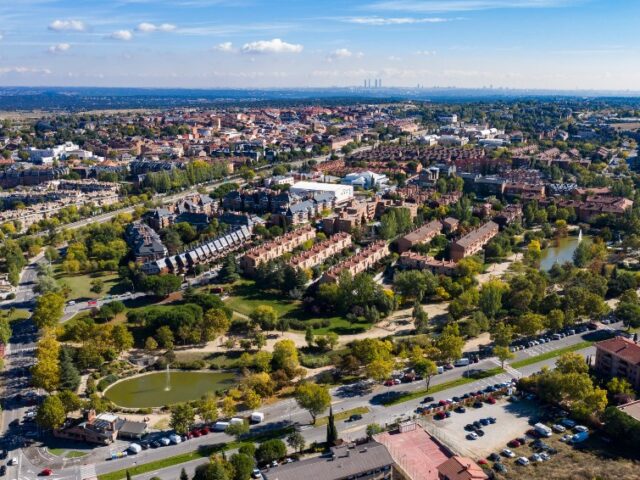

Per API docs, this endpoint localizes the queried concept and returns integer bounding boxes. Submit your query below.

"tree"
[230,453,254,480]
[36,395,66,430]
[225,420,250,440]
[326,407,338,446]
[366,358,393,383]
[180,468,189,480]
[491,323,514,347]
[366,423,384,438]
[436,324,464,363]
[243,389,262,410]
[494,346,515,369]
[144,336,159,352]
[58,390,83,414]
[193,459,232,480]
[286,430,305,453]
[33,292,65,329]
[294,383,331,424]
[32,332,61,392]
[616,302,640,329]
[413,302,429,333]
[197,393,219,424]
[256,439,287,465]
[556,352,589,375]
[249,305,278,334]
[143,274,182,297]
[479,280,506,319]
[112,324,134,352]
[156,325,175,349]
[0,317,10,345]
[58,347,80,391]
[222,396,236,417]
[170,403,195,435]
[414,358,438,390]
[201,308,231,342]
[305,327,315,348]
[271,339,300,379]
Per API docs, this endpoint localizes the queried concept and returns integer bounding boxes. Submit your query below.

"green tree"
[326,406,338,446]
[58,390,83,413]
[193,459,232,480]
[36,395,66,430]
[225,420,250,440]
[271,339,300,379]
[144,336,159,351]
[414,358,438,390]
[286,430,305,453]
[256,439,287,465]
[180,468,189,480]
[170,403,195,435]
[230,453,255,480]
[156,325,175,349]
[436,324,464,363]
[249,305,278,334]
[494,346,515,369]
[197,393,219,424]
[294,383,331,424]
[366,423,383,438]
[479,280,506,319]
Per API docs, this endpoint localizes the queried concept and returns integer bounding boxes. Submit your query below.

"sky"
[0,0,639,90]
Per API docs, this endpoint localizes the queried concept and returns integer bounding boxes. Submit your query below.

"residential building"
[450,221,499,261]
[289,233,352,271]
[437,456,488,480]
[399,252,457,275]
[493,204,523,227]
[321,241,389,283]
[263,441,396,480]
[240,225,317,275]
[594,336,640,390]
[396,220,443,253]
[53,411,148,446]
[322,199,379,234]
[342,170,389,189]
[125,222,167,263]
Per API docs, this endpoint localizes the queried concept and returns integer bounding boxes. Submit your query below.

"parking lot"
[425,398,542,458]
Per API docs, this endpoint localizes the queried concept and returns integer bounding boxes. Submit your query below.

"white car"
[530,453,543,463]
[516,457,530,466]
[560,434,573,442]
[574,425,588,433]
[502,449,516,458]
[540,452,551,461]
[467,432,478,440]
[552,424,566,433]
[8,458,17,466]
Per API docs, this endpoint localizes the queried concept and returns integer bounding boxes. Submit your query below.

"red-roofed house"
[437,456,488,480]
[595,336,640,389]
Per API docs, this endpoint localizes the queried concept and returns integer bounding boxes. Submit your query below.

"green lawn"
[224,280,299,317]
[1,308,30,322]
[55,268,120,301]
[511,341,594,369]
[316,407,369,426]
[65,451,88,458]
[381,367,505,406]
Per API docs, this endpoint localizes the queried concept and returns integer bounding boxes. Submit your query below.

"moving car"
[39,469,53,476]
[347,414,363,422]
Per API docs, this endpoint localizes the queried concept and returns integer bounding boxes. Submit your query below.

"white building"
[290,181,353,204]
[342,171,389,190]
[28,142,103,164]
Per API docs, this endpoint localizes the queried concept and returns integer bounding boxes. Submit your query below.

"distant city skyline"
[1,0,638,90]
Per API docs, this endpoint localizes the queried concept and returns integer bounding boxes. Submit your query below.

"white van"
[437,366,445,374]
[250,412,265,424]
[127,443,142,454]
[213,421,230,432]
[169,434,182,444]
[230,417,244,426]
[454,358,470,367]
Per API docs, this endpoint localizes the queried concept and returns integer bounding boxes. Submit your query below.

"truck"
[213,421,230,432]
[534,423,553,438]
[454,357,470,367]
[127,443,142,454]
[250,412,265,424]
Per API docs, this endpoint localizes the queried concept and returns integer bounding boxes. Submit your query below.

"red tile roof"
[596,337,640,365]
[437,456,488,480]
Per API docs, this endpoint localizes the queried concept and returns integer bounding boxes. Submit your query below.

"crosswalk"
[488,358,522,378]
[79,464,97,480]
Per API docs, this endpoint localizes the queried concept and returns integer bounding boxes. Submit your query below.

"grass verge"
[381,368,504,406]
[316,407,370,426]
[510,341,593,369]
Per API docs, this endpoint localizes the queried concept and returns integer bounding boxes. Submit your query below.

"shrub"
[97,374,119,392]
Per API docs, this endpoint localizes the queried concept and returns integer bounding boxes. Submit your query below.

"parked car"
[473,401,483,408]
[530,453,543,462]
[421,396,435,403]
[0,466,6,477]
[467,432,478,440]
[486,397,496,405]
[251,468,263,479]
[488,453,501,462]
[493,463,507,474]
[464,424,475,431]
[502,448,516,458]
[39,469,53,476]
[7,459,17,466]
[561,418,576,428]
[574,425,588,433]
[507,439,521,448]
[159,437,170,446]
[455,406,466,413]
[552,424,566,433]
[540,452,551,461]
[516,457,530,466]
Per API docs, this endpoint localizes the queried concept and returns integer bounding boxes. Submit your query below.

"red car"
[40,469,53,476]
[384,379,395,387]
[199,427,210,435]
[477,459,488,466]
[434,412,446,420]
[191,430,201,437]
[507,439,521,448]
[486,397,496,404]
[438,399,449,406]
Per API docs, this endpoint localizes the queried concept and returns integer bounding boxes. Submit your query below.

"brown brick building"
[594,336,640,389]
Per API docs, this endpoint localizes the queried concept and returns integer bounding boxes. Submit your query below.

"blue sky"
[0,0,638,89]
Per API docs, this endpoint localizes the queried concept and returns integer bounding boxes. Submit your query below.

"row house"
[450,221,500,261]
[321,199,379,235]
[399,252,457,275]
[553,195,633,222]
[143,226,252,275]
[289,233,352,271]
[396,220,444,253]
[321,241,389,283]
[240,225,317,275]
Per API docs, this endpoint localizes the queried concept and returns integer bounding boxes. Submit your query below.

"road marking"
[79,464,97,480]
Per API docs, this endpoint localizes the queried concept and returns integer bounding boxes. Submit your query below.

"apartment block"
[595,336,640,390]
[399,252,457,275]
[321,241,389,283]
[396,220,444,253]
[240,225,316,275]
[450,221,499,261]
[289,233,352,271]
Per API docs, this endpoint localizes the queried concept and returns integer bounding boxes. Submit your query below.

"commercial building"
[321,241,389,283]
[450,221,499,261]
[240,225,316,275]
[290,181,354,204]
[342,170,389,189]
[264,441,395,480]
[289,233,352,271]
[396,220,444,253]
[53,411,148,446]
[594,336,640,390]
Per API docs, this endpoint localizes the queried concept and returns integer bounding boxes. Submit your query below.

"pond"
[103,371,237,408]
[539,233,584,271]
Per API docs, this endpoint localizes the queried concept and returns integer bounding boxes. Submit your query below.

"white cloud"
[369,0,576,13]
[48,19,86,32]
[136,22,176,33]
[327,48,354,61]
[48,43,71,54]
[241,38,303,54]
[415,49,436,55]
[215,41,235,52]
[0,66,51,75]
[343,16,449,25]
[110,30,133,41]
